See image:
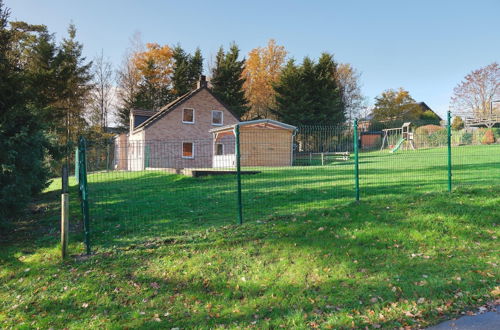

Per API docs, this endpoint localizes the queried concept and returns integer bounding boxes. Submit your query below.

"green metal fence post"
[79,137,91,255]
[447,110,452,192]
[354,119,360,201]
[75,147,79,183]
[235,124,243,225]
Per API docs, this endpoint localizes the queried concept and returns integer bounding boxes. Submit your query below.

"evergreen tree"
[271,59,310,124]
[172,45,190,96]
[0,1,51,220]
[171,45,203,97]
[52,24,93,144]
[311,53,345,124]
[189,48,203,87]
[20,27,59,124]
[273,53,345,126]
[210,44,248,119]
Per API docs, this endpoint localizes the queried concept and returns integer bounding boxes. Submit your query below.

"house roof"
[209,119,297,133]
[417,102,443,120]
[132,85,240,132]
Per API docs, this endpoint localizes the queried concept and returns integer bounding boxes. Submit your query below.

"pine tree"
[0,1,51,220]
[21,28,59,124]
[53,24,93,144]
[273,53,345,126]
[172,45,190,96]
[172,45,203,97]
[272,59,310,124]
[210,44,248,119]
[189,48,203,87]
[312,53,345,124]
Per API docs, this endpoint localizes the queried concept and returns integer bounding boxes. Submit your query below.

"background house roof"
[360,101,442,122]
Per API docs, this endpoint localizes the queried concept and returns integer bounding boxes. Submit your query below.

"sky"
[7,0,500,119]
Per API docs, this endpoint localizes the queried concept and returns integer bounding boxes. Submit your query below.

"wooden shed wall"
[239,128,293,167]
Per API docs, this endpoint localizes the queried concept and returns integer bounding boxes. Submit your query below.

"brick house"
[116,76,240,170]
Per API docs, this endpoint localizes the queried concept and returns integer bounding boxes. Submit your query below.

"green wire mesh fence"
[75,117,500,254]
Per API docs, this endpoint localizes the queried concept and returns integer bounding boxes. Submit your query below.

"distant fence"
[74,114,500,253]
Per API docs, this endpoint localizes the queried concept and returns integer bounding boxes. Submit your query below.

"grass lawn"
[1,145,499,328]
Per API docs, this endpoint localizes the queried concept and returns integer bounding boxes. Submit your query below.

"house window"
[183,108,195,124]
[212,110,223,126]
[215,143,224,156]
[182,142,194,158]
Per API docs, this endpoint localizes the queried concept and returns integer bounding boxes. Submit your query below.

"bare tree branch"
[450,62,499,121]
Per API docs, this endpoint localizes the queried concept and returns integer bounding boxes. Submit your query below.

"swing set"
[380,122,415,153]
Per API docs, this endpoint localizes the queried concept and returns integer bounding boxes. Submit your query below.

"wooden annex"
[210,119,297,167]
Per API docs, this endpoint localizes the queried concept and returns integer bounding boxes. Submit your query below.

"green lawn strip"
[1,185,498,328]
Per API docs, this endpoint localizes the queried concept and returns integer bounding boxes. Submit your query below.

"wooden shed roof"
[209,119,296,134]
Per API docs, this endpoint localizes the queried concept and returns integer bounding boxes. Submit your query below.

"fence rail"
[75,115,500,254]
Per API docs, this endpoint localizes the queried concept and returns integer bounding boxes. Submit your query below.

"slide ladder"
[390,138,406,153]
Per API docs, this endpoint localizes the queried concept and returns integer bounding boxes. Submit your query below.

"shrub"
[451,130,473,145]
[414,125,445,147]
[461,132,473,145]
[451,116,464,130]
[415,124,443,136]
[492,128,500,141]
[481,129,495,144]
[428,129,448,146]
[473,129,486,144]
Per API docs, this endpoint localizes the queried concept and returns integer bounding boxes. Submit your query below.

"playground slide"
[390,138,406,153]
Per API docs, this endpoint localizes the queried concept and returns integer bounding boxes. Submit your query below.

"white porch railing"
[213,154,236,168]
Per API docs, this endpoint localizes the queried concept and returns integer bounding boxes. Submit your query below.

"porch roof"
[209,119,297,134]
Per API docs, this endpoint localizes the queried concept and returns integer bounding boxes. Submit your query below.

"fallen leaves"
[410,253,430,259]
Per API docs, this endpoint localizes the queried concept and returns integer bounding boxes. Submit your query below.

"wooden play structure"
[380,122,415,152]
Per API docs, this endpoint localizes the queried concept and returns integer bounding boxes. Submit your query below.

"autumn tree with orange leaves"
[242,39,287,120]
[132,43,175,110]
